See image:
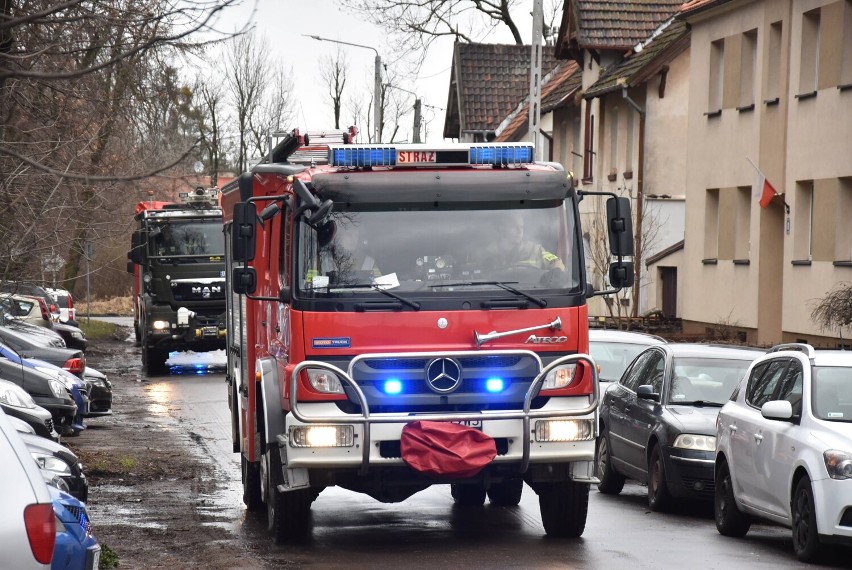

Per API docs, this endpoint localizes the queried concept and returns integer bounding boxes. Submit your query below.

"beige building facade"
[682,0,852,346]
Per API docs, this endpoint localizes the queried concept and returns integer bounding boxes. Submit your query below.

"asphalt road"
[142,366,847,569]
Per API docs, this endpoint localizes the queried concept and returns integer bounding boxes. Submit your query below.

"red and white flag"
[747,157,779,208]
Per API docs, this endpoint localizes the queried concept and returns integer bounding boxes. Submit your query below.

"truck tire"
[451,483,486,506]
[487,479,524,506]
[133,324,141,347]
[142,346,169,375]
[538,481,589,538]
[241,455,263,512]
[266,446,312,543]
[596,435,625,495]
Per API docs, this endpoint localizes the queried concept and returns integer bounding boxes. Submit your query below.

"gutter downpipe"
[622,87,645,318]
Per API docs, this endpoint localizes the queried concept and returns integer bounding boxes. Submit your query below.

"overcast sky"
[213,0,541,143]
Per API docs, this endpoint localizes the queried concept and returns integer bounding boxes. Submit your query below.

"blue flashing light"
[331,147,397,167]
[470,145,534,165]
[383,379,403,395]
[485,378,505,393]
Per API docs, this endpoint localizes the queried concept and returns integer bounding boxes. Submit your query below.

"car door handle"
[754,433,763,442]
[728,425,738,432]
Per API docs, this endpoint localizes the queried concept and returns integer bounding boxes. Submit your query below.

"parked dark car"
[0,325,86,378]
[0,378,59,441]
[0,347,77,435]
[597,344,764,511]
[589,329,666,383]
[0,281,61,322]
[20,431,88,502]
[83,367,112,417]
[0,312,66,347]
[53,322,88,352]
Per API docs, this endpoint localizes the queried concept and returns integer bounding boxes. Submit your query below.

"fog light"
[290,425,354,447]
[535,419,593,442]
[383,379,402,394]
[485,378,504,393]
[152,320,169,330]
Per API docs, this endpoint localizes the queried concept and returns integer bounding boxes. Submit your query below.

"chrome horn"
[474,316,562,348]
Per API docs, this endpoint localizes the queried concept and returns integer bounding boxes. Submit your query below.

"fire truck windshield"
[297,201,581,298]
[150,220,224,259]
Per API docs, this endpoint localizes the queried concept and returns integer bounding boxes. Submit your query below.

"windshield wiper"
[320,283,421,311]
[429,281,546,308]
[671,400,724,407]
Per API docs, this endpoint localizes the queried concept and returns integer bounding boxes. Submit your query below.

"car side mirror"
[606,197,634,257]
[761,400,793,421]
[232,267,257,294]
[231,202,257,262]
[636,385,660,402]
[129,231,144,264]
[126,261,134,274]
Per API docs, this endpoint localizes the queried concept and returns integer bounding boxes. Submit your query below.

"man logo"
[525,335,568,344]
[192,285,222,299]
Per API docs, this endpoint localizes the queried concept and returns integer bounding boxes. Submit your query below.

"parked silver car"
[0,408,55,568]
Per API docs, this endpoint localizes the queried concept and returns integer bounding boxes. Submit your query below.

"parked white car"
[715,343,852,562]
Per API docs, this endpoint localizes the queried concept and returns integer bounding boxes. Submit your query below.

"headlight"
[71,331,83,339]
[535,419,594,442]
[152,320,170,330]
[306,368,344,394]
[32,453,72,474]
[143,273,152,284]
[541,364,577,391]
[37,368,73,390]
[290,425,354,447]
[673,434,716,452]
[0,383,37,409]
[49,379,66,398]
[824,450,852,480]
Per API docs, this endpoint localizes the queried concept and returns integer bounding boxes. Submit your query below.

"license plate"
[452,419,482,429]
[202,326,217,337]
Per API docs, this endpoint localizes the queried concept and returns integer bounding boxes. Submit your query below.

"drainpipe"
[622,87,645,318]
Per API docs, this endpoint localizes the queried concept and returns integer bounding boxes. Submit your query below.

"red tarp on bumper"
[400,420,497,478]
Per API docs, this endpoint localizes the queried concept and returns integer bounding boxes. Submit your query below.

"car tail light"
[36,298,50,321]
[63,357,86,375]
[24,503,56,564]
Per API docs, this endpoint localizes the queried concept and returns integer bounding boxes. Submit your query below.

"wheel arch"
[257,356,286,450]
[790,465,811,505]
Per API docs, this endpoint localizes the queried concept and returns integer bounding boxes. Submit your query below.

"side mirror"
[308,199,334,225]
[609,261,634,288]
[129,231,144,264]
[231,202,257,262]
[761,400,793,421]
[278,286,291,303]
[232,267,257,294]
[636,385,660,402]
[606,197,634,256]
[126,261,134,274]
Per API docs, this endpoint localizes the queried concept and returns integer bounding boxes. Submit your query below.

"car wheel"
[537,481,589,538]
[596,435,625,495]
[647,445,673,512]
[487,479,524,506]
[714,461,750,537]
[266,445,312,544]
[451,483,486,506]
[792,476,821,562]
[241,455,263,512]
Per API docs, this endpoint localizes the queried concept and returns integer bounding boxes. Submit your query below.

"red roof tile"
[569,0,685,50]
[443,43,559,138]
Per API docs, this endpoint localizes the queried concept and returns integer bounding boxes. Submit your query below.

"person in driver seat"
[493,212,564,271]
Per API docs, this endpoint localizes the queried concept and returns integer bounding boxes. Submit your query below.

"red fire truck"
[221,128,633,542]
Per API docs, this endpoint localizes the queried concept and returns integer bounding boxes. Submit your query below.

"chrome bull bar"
[289,353,599,475]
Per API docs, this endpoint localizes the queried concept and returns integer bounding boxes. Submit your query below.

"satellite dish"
[193,161,204,174]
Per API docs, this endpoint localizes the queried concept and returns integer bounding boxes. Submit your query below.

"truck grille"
[65,504,92,535]
[171,281,225,301]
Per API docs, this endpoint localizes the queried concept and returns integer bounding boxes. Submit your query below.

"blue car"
[0,341,88,434]
[49,486,100,570]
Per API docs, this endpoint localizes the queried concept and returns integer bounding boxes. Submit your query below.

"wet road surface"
[91,318,846,568]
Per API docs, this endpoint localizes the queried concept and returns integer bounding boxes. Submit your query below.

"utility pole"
[385,84,422,143]
[528,0,544,160]
[306,35,382,143]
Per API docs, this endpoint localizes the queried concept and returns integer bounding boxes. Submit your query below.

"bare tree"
[320,48,349,129]
[810,282,852,338]
[249,64,296,160]
[226,31,269,172]
[195,75,227,186]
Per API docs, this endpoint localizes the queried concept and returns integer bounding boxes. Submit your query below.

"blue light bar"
[485,378,505,393]
[330,147,397,167]
[470,145,534,165]
[383,379,403,395]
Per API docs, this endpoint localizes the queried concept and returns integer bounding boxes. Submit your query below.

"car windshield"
[669,357,751,405]
[590,342,653,382]
[812,366,852,422]
[0,296,34,316]
[151,220,224,258]
[296,202,579,297]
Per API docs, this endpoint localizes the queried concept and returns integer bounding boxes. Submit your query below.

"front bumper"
[662,446,716,500]
[33,397,77,432]
[281,355,599,479]
[812,476,852,543]
[84,381,112,417]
